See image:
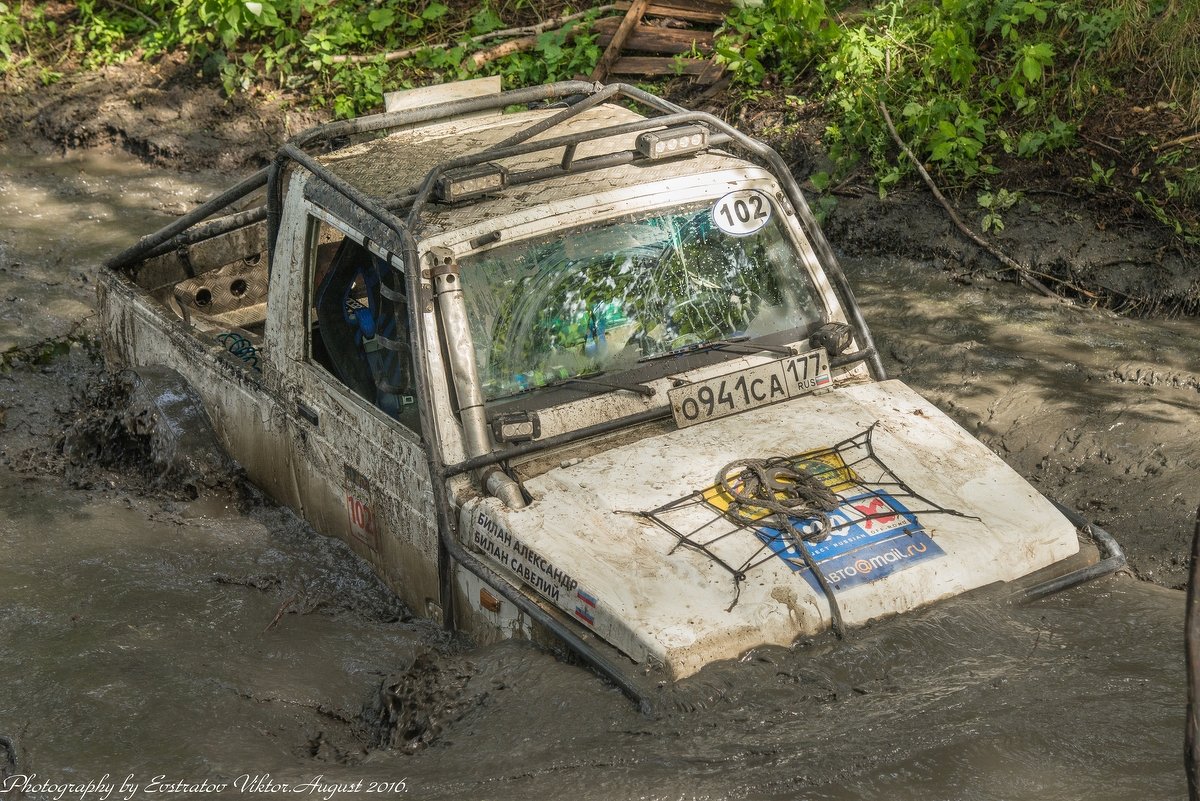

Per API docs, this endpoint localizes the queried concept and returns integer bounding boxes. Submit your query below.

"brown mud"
[0,53,321,173]
[0,66,1198,800]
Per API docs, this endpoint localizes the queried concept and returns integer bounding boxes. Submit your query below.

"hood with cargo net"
[459,379,1081,679]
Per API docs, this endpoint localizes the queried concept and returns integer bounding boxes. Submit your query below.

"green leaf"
[470,5,504,36]
[1020,55,1041,83]
[367,8,394,32]
[421,2,448,21]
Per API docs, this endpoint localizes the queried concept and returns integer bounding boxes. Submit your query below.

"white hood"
[461,379,1079,679]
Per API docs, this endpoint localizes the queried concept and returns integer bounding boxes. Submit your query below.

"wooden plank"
[593,19,715,55]
[609,55,725,82]
[590,0,651,82]
[615,0,729,24]
[383,76,501,113]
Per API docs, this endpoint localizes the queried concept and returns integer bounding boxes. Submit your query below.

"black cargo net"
[627,423,976,630]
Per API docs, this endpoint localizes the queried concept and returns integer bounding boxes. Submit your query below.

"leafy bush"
[0,0,604,117]
[721,0,1124,190]
[716,0,1199,237]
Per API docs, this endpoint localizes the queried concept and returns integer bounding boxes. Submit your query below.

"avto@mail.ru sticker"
[712,189,773,236]
[754,490,946,594]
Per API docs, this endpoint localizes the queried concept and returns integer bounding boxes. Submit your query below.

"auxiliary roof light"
[636,125,709,160]
[434,163,508,203]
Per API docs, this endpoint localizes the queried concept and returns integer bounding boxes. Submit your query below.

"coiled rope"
[715,458,846,637]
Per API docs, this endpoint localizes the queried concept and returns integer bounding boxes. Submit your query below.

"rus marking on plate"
[669,348,831,428]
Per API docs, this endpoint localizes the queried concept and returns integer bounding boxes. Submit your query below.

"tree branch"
[1153,131,1200,152]
[877,98,1062,302]
[468,34,539,69]
[329,6,617,66]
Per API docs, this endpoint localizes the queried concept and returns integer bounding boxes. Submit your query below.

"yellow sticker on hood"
[701,450,859,523]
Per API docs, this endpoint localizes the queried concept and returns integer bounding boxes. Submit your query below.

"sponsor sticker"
[756,491,945,592]
[343,463,380,551]
[473,512,601,629]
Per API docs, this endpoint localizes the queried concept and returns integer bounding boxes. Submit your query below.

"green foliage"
[1,0,1195,242]
[977,186,1022,232]
[0,0,604,118]
[716,0,840,85]
[721,0,1128,191]
[1088,159,1115,187]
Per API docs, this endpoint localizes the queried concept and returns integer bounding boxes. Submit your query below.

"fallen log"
[329,5,617,65]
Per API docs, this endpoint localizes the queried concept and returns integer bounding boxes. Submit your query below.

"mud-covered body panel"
[98,82,1099,691]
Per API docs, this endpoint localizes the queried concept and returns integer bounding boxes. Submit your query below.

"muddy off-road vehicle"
[100,80,1123,707]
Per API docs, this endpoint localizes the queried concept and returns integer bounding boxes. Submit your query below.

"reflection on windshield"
[459,199,826,400]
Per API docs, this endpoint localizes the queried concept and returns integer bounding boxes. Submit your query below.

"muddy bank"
[824,185,1200,316]
[0,53,320,172]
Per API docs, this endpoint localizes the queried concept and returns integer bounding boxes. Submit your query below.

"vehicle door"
[284,190,442,620]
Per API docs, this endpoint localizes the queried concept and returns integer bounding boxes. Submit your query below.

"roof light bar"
[434,163,507,203]
[636,125,709,160]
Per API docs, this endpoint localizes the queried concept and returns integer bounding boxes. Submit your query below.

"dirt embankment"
[0,53,321,171]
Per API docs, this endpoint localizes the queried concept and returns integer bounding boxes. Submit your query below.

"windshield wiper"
[638,335,794,363]
[542,373,656,397]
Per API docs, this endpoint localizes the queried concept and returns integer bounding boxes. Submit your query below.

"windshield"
[458,197,826,401]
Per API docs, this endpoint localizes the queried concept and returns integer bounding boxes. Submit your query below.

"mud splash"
[0,140,1195,800]
[62,366,237,497]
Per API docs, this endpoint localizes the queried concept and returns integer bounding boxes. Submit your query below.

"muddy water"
[0,143,1195,800]
[846,253,1200,590]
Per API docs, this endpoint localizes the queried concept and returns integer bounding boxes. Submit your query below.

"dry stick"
[481,5,616,41]
[329,5,617,65]
[262,594,298,633]
[329,42,427,66]
[1188,504,1200,801]
[876,98,1061,302]
[468,34,540,69]
[1154,131,1200,152]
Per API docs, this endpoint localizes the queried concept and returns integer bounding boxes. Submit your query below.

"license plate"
[668,349,831,429]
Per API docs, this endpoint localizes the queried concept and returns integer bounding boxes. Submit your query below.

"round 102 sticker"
[711,189,773,236]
